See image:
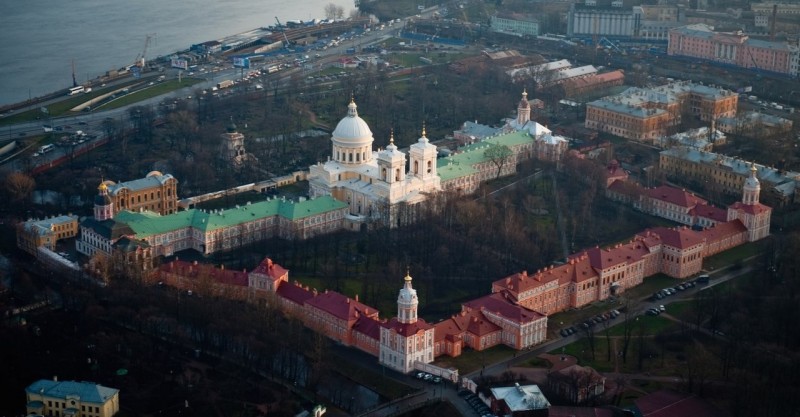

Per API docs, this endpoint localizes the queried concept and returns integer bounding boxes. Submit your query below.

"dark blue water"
[0,0,356,106]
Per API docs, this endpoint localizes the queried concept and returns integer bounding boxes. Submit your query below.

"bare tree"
[3,171,35,204]
[324,3,344,20]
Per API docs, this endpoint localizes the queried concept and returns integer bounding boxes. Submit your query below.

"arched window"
[349,153,353,162]
[395,168,400,181]
[413,161,419,174]
[427,160,432,173]
[382,168,387,181]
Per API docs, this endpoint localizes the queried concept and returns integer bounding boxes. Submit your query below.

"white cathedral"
[308,98,441,228]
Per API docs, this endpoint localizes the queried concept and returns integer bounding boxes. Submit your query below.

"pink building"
[668,24,799,76]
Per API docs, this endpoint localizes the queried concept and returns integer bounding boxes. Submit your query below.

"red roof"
[352,315,382,341]
[463,293,546,324]
[698,220,747,244]
[642,227,705,250]
[646,185,707,209]
[275,281,314,306]
[381,317,432,337]
[250,257,288,282]
[433,314,471,342]
[160,260,248,287]
[635,390,725,417]
[465,314,501,336]
[691,203,728,222]
[729,201,772,215]
[305,290,378,322]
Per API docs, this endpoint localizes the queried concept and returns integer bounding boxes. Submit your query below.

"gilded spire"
[421,122,427,138]
[404,266,412,282]
[350,91,355,104]
[389,128,395,144]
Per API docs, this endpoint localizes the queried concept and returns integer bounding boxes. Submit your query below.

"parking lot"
[459,390,496,417]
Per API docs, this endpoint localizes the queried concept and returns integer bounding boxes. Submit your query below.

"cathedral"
[308,98,441,229]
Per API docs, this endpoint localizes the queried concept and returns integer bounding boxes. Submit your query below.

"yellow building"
[16,215,79,256]
[102,171,178,216]
[659,147,800,206]
[586,82,737,143]
[25,379,119,417]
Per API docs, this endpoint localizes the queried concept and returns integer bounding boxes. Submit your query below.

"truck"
[346,47,356,54]
[216,80,235,89]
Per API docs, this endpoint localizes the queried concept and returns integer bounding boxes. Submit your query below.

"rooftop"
[26,380,118,404]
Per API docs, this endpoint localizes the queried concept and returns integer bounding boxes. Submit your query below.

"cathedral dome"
[332,99,373,147]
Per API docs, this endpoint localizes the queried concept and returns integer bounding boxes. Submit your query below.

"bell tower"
[397,268,418,324]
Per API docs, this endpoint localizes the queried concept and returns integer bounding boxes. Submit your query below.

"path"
[550,173,570,260]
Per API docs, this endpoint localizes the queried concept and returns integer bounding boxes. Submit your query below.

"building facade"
[379,272,435,373]
[490,14,540,37]
[586,83,737,143]
[219,121,257,169]
[668,24,800,77]
[78,187,349,258]
[17,215,79,257]
[308,99,441,228]
[25,379,119,417]
[659,147,800,206]
[101,171,179,216]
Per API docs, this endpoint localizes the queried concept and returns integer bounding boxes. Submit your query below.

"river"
[0,0,356,106]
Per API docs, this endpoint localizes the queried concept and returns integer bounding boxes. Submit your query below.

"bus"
[38,144,55,154]
[67,86,85,96]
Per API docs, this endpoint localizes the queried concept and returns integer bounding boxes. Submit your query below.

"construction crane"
[274,17,292,49]
[133,33,157,68]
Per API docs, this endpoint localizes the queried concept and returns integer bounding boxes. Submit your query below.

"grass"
[604,315,677,337]
[328,353,413,400]
[702,240,766,271]
[98,79,204,110]
[433,345,517,375]
[623,273,685,301]
[662,300,693,322]
[0,79,148,125]
[522,357,552,368]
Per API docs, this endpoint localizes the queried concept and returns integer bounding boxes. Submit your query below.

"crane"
[274,17,292,49]
[133,33,157,68]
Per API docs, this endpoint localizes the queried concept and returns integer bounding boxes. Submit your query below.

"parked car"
[659,305,665,312]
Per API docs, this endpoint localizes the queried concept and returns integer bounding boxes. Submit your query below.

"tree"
[324,3,345,20]
[484,143,513,179]
[3,171,35,206]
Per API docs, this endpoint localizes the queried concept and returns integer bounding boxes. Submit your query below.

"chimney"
[53,376,58,382]
[220,264,225,270]
[355,294,359,302]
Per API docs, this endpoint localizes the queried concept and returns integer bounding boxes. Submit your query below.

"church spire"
[397,267,418,324]
[742,162,761,205]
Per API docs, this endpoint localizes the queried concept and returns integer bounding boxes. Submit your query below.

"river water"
[0,0,356,106]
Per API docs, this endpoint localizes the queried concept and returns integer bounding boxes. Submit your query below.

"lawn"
[98,78,204,110]
[623,273,685,301]
[604,315,677,337]
[662,300,693,322]
[328,353,413,400]
[702,240,766,271]
[433,345,517,375]
[0,79,148,125]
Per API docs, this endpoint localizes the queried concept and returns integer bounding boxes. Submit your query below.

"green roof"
[115,195,348,237]
[437,131,533,182]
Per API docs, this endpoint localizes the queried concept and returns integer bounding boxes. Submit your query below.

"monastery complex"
[15,89,774,376]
